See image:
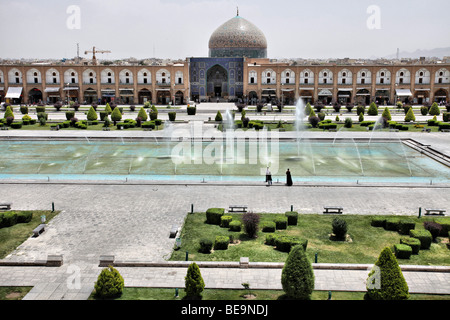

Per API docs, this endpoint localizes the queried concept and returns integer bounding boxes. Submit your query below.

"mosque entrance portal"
[207,64,228,98]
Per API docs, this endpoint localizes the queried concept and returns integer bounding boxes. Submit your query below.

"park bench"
[424,208,446,216]
[102,127,110,131]
[169,225,179,238]
[229,205,248,213]
[323,206,344,214]
[1,126,8,130]
[32,224,46,237]
[0,203,12,210]
[50,125,59,131]
[441,129,450,133]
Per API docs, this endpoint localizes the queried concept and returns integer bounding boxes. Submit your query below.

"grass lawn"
[0,210,59,259]
[89,287,450,301]
[170,212,450,265]
[0,287,32,300]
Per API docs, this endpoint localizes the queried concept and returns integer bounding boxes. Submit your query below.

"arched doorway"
[175,91,184,105]
[248,91,258,105]
[355,89,371,105]
[83,88,98,104]
[28,88,42,104]
[138,89,152,104]
[414,90,429,105]
[207,64,228,99]
[299,90,314,104]
[434,89,447,103]
[157,90,171,105]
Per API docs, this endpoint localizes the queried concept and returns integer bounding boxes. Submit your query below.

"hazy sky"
[1,0,449,60]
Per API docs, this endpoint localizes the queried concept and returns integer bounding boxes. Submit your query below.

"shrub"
[214,236,229,250]
[274,216,288,230]
[358,112,364,122]
[435,218,450,237]
[384,218,400,231]
[242,212,260,238]
[65,111,75,121]
[36,106,46,113]
[394,244,412,259]
[87,106,98,121]
[367,102,378,116]
[400,237,421,255]
[381,107,392,121]
[199,239,213,253]
[308,116,320,128]
[332,217,347,240]
[111,107,122,125]
[229,220,241,232]
[265,234,278,246]
[16,211,32,224]
[281,244,314,300]
[11,122,23,129]
[205,208,224,225]
[142,121,155,129]
[443,112,450,122]
[185,262,205,299]
[285,211,298,226]
[371,217,385,228]
[429,102,440,116]
[0,212,18,228]
[275,236,308,253]
[344,117,353,128]
[360,120,376,127]
[20,106,28,114]
[409,229,432,249]
[438,122,450,131]
[261,221,276,232]
[215,111,223,122]
[365,247,409,300]
[168,112,176,122]
[94,266,124,299]
[149,110,158,121]
[304,103,313,116]
[423,221,442,241]
[420,106,429,116]
[187,106,196,115]
[105,103,112,114]
[220,215,232,228]
[404,108,415,122]
[398,219,415,235]
[356,105,365,116]
[4,106,14,120]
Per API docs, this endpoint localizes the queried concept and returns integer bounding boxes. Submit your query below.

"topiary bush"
[371,217,385,228]
[220,215,232,228]
[274,216,288,230]
[409,229,432,249]
[435,218,450,237]
[261,221,276,233]
[10,122,23,129]
[420,106,429,116]
[198,239,213,254]
[404,108,415,122]
[168,112,176,122]
[384,218,400,231]
[275,236,308,253]
[16,211,33,224]
[429,102,440,116]
[0,212,18,228]
[394,244,412,259]
[265,234,278,246]
[285,211,298,226]
[423,221,442,241]
[365,247,409,300]
[185,262,205,299]
[242,212,260,238]
[205,208,224,225]
[87,106,98,121]
[400,237,421,255]
[187,106,196,115]
[214,236,229,250]
[332,217,347,240]
[398,219,415,235]
[94,266,124,299]
[229,220,241,232]
[344,117,353,128]
[367,102,378,116]
[281,244,315,300]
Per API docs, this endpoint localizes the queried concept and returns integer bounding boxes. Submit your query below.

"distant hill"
[384,47,450,59]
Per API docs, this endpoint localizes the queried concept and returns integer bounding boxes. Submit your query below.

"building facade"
[1,13,449,106]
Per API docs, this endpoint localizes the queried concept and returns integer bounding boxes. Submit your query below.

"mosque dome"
[208,13,267,58]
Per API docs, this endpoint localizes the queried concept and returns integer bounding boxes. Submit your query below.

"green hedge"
[384,218,400,231]
[285,211,298,226]
[435,218,450,236]
[214,236,229,250]
[371,217,385,228]
[265,234,278,246]
[394,244,412,259]
[400,237,421,255]
[142,121,156,129]
[220,216,232,228]
[261,221,276,233]
[11,122,23,129]
[398,219,415,235]
[205,208,224,225]
[0,211,31,228]
[275,236,308,253]
[229,220,241,232]
[199,238,213,253]
[274,216,288,230]
[409,229,432,249]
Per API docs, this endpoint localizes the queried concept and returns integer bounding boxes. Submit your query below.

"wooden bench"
[32,224,46,237]
[229,205,248,212]
[424,208,446,216]
[169,225,179,238]
[0,203,12,210]
[323,206,344,214]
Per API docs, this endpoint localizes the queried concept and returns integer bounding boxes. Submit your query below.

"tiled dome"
[208,15,267,58]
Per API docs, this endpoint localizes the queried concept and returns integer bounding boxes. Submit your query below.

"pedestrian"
[286,168,293,186]
[266,167,272,186]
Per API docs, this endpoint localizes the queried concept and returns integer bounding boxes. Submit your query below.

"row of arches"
[247,68,450,85]
[2,68,184,86]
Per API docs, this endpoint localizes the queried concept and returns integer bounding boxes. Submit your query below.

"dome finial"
[236,6,239,16]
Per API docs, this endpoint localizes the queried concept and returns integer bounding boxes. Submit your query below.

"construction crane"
[84,46,111,65]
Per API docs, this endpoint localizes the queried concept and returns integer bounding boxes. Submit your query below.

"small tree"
[215,110,223,121]
[185,262,205,299]
[281,245,315,300]
[105,103,112,115]
[429,102,440,116]
[4,106,14,120]
[332,217,348,240]
[365,247,409,300]
[404,107,415,122]
[358,112,364,122]
[304,103,313,116]
[87,106,98,121]
[368,102,378,116]
[111,107,122,125]
[94,266,124,299]
[381,107,392,121]
[137,107,148,121]
[242,211,260,238]
[344,117,353,128]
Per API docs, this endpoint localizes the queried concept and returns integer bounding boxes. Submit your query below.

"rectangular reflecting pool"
[0,139,449,184]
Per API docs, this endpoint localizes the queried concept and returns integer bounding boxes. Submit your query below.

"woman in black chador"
[286,169,293,186]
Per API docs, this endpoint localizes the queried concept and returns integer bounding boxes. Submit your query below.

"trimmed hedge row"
[265,234,308,253]
[0,211,33,229]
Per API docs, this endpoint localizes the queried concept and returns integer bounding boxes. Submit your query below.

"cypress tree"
[137,107,148,121]
[368,102,378,116]
[381,107,392,121]
[105,103,112,115]
[215,110,223,121]
[87,106,98,121]
[111,107,122,125]
[365,247,409,300]
[429,102,440,116]
[281,245,315,299]
[94,266,124,299]
[4,106,14,120]
[185,262,205,299]
[404,107,416,122]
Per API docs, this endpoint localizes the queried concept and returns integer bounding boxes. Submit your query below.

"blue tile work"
[189,57,244,100]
